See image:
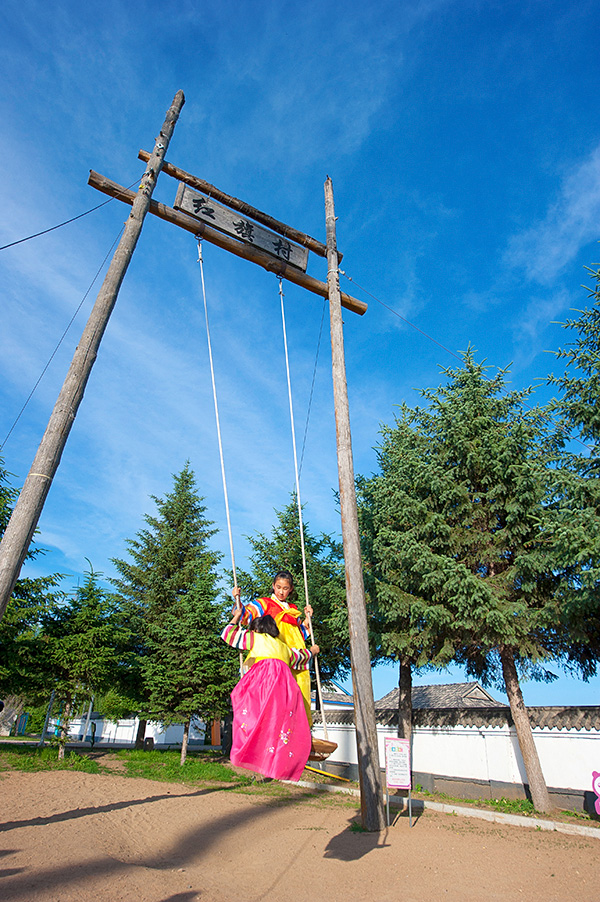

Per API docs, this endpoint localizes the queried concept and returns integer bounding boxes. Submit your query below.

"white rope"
[278,277,329,740]
[196,239,238,593]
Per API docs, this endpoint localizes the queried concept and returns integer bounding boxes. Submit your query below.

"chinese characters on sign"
[233,219,254,241]
[174,183,309,272]
[272,238,292,261]
[192,197,215,219]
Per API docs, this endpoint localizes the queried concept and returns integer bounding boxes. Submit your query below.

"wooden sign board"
[385,737,411,789]
[174,182,309,272]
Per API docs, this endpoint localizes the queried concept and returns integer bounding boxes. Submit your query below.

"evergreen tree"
[367,352,567,813]
[0,456,63,705]
[111,463,238,763]
[40,565,124,758]
[0,573,63,699]
[549,265,600,459]
[358,471,456,741]
[236,496,350,683]
[0,457,17,531]
[547,265,600,667]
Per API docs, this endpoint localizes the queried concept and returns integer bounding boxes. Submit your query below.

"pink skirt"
[230,658,311,782]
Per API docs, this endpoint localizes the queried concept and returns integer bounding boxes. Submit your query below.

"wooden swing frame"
[0,90,385,830]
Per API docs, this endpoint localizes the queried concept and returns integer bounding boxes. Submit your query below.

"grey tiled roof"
[375,681,504,709]
[313,705,600,731]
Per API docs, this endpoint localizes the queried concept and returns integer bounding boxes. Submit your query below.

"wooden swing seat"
[308,737,338,761]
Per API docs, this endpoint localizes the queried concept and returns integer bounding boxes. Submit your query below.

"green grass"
[411,787,599,824]
[115,748,252,784]
[558,808,596,822]
[0,745,249,784]
[416,789,537,816]
[0,745,101,774]
[486,797,536,816]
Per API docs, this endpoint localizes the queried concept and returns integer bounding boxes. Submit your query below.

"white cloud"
[510,288,575,374]
[504,143,600,284]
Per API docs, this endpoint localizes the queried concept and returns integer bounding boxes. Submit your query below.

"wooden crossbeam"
[88,170,367,315]
[137,149,338,260]
[174,183,310,272]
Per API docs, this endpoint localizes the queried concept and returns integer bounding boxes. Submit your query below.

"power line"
[1,225,125,451]
[0,177,140,251]
[299,297,327,479]
[340,268,471,364]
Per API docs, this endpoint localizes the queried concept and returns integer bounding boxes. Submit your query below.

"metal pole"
[0,91,185,620]
[324,176,385,832]
[82,697,94,743]
[38,689,55,748]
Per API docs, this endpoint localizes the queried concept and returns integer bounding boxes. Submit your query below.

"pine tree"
[111,463,238,763]
[236,496,350,683]
[367,351,567,813]
[40,565,124,758]
[549,265,600,458]
[358,470,456,741]
[547,265,600,668]
[0,456,63,705]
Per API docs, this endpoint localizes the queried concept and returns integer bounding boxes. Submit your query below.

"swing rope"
[196,238,239,595]
[196,241,331,745]
[278,277,329,742]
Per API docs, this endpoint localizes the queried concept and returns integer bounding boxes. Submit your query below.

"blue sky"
[1,0,600,705]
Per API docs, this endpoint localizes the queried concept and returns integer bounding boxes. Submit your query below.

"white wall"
[61,712,599,794]
[312,720,600,793]
[59,716,207,746]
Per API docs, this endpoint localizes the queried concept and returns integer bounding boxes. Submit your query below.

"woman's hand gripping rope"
[230,586,244,672]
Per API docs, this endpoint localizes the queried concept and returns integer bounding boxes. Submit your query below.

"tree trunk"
[500,646,552,813]
[180,719,190,766]
[135,718,147,749]
[57,696,72,761]
[0,694,24,736]
[397,655,412,740]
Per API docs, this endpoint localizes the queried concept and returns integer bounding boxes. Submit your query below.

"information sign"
[385,737,411,789]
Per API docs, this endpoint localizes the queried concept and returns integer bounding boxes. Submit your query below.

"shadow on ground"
[323,818,391,861]
[0,781,337,900]
[0,785,223,833]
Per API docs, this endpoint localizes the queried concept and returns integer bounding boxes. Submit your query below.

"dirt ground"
[1,768,599,902]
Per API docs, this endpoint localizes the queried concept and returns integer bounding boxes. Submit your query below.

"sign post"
[385,736,412,827]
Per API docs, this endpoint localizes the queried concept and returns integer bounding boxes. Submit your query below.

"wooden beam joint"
[88,170,366,315]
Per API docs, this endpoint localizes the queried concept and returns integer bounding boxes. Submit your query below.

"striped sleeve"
[221,623,254,652]
[240,599,266,626]
[289,646,312,670]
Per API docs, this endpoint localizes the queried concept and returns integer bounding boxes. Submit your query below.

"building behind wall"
[311,682,600,816]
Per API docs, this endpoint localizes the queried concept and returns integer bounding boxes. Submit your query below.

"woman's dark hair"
[250,614,279,638]
[272,570,295,595]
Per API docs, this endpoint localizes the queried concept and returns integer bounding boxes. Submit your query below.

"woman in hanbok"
[232,570,313,723]
[221,608,318,781]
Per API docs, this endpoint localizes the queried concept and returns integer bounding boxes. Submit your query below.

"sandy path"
[0,770,598,902]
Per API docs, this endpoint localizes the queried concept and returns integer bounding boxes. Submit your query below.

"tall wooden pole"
[0,90,185,621]
[324,176,385,832]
